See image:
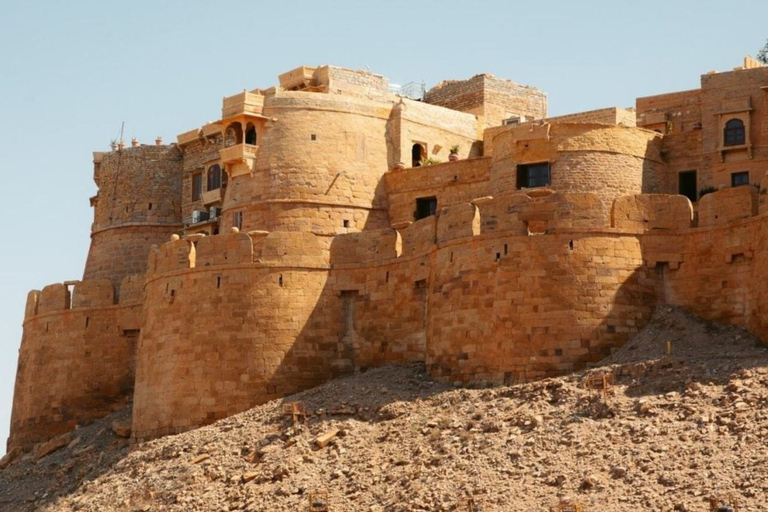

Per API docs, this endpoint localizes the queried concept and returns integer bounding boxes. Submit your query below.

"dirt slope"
[2,306,768,512]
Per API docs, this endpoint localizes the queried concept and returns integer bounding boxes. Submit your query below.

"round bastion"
[489,123,663,211]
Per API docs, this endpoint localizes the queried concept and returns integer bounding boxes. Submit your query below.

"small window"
[414,196,437,220]
[207,164,222,191]
[517,162,550,189]
[233,211,243,230]
[192,173,202,201]
[412,143,425,167]
[724,119,745,147]
[731,171,750,187]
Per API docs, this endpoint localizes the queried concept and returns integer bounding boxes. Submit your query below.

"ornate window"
[207,164,222,191]
[724,119,746,146]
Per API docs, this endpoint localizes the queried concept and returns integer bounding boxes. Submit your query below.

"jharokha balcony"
[219,143,258,164]
[219,143,258,177]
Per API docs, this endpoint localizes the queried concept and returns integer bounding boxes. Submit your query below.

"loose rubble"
[2,307,768,511]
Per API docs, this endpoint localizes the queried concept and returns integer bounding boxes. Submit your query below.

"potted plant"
[449,145,460,162]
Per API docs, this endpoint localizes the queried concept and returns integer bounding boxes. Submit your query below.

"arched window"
[245,124,257,145]
[207,164,222,191]
[412,143,425,167]
[224,123,243,147]
[724,119,745,146]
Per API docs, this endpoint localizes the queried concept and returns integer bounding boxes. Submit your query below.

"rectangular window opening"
[233,211,243,230]
[731,171,749,187]
[414,196,438,220]
[192,173,203,201]
[516,162,551,189]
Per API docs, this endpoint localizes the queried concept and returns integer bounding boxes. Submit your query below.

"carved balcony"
[219,143,259,177]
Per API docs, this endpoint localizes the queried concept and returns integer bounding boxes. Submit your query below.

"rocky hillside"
[2,307,768,511]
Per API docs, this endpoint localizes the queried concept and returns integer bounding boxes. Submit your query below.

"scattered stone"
[111,419,132,438]
[33,434,70,462]
[2,308,768,511]
[314,428,340,448]
[191,453,211,464]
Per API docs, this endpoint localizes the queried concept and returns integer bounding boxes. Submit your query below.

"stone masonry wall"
[425,74,547,127]
[132,232,345,441]
[384,158,492,225]
[489,123,663,210]
[8,280,141,452]
[84,146,183,288]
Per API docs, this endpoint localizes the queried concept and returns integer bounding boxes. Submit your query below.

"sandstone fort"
[8,57,768,454]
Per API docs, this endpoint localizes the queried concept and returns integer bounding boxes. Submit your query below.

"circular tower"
[489,123,663,212]
[218,92,393,239]
[83,145,183,290]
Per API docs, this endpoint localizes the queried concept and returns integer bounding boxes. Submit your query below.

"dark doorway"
[412,143,425,167]
[678,170,697,202]
[245,125,257,145]
[415,196,437,220]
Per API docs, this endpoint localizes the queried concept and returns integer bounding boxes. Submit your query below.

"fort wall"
[8,279,142,452]
[384,158,491,225]
[132,232,342,441]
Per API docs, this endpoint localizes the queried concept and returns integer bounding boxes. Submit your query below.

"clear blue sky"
[1,0,767,454]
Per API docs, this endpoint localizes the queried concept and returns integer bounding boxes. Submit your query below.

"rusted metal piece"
[459,497,485,512]
[308,491,329,511]
[584,372,614,403]
[281,401,308,425]
[552,499,583,512]
[709,495,738,512]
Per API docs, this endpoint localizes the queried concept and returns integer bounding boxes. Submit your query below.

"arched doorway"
[412,143,425,167]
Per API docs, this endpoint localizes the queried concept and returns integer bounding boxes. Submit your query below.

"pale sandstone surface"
[8,61,768,458]
[3,308,768,512]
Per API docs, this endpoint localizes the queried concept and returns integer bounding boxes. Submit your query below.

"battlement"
[24,275,145,322]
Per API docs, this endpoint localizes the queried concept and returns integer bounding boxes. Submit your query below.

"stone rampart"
[8,277,143,452]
